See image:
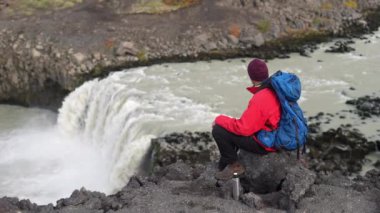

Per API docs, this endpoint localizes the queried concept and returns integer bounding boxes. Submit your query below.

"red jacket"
[215,86,281,151]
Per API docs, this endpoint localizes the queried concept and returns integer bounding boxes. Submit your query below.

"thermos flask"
[232,172,240,200]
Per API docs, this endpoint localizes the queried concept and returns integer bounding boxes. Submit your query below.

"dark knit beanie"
[247,58,269,81]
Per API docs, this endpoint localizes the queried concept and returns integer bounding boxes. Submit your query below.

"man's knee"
[212,124,226,139]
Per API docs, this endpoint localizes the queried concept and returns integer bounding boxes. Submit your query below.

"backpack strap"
[293,118,300,160]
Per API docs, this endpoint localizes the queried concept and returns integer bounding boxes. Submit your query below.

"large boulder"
[238,150,316,210]
[239,150,315,195]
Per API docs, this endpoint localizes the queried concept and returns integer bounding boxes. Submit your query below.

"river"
[1,29,380,204]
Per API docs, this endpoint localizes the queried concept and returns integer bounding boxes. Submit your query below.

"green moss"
[91,64,104,77]
[267,30,329,49]
[137,50,148,62]
[320,2,333,10]
[344,0,358,9]
[7,0,82,15]
[312,17,331,28]
[129,0,199,14]
[256,20,271,33]
[312,18,322,26]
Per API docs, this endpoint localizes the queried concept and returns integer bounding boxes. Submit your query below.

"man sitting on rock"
[212,58,281,181]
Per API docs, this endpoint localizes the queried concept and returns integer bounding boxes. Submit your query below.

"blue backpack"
[256,71,308,157]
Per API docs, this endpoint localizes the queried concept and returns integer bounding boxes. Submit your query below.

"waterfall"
[57,67,216,191]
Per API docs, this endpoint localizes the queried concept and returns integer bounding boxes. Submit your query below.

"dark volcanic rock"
[296,169,380,212]
[325,40,356,53]
[297,183,378,212]
[238,151,316,210]
[151,131,219,168]
[155,160,194,181]
[374,160,380,169]
[0,197,21,213]
[280,165,316,202]
[346,95,380,118]
[307,126,377,174]
[241,192,265,209]
[353,169,380,192]
[55,187,123,212]
[239,151,314,195]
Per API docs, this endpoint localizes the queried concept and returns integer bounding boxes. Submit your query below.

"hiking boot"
[218,160,228,171]
[215,161,245,181]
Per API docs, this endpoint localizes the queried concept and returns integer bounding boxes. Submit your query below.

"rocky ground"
[1,0,380,109]
[1,124,380,212]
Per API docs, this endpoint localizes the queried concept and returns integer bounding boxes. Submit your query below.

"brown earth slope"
[0,0,380,109]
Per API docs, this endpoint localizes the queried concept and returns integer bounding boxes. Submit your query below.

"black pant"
[212,124,268,169]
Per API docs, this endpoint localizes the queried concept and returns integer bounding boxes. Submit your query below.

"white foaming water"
[57,68,216,195]
[0,106,109,204]
[0,127,109,204]
[0,69,217,204]
[1,28,380,205]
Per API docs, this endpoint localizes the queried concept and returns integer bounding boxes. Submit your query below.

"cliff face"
[1,0,380,109]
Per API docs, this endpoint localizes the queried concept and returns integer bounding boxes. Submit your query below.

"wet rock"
[325,40,355,53]
[277,54,290,59]
[346,95,380,119]
[299,48,310,57]
[307,126,377,174]
[299,44,317,57]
